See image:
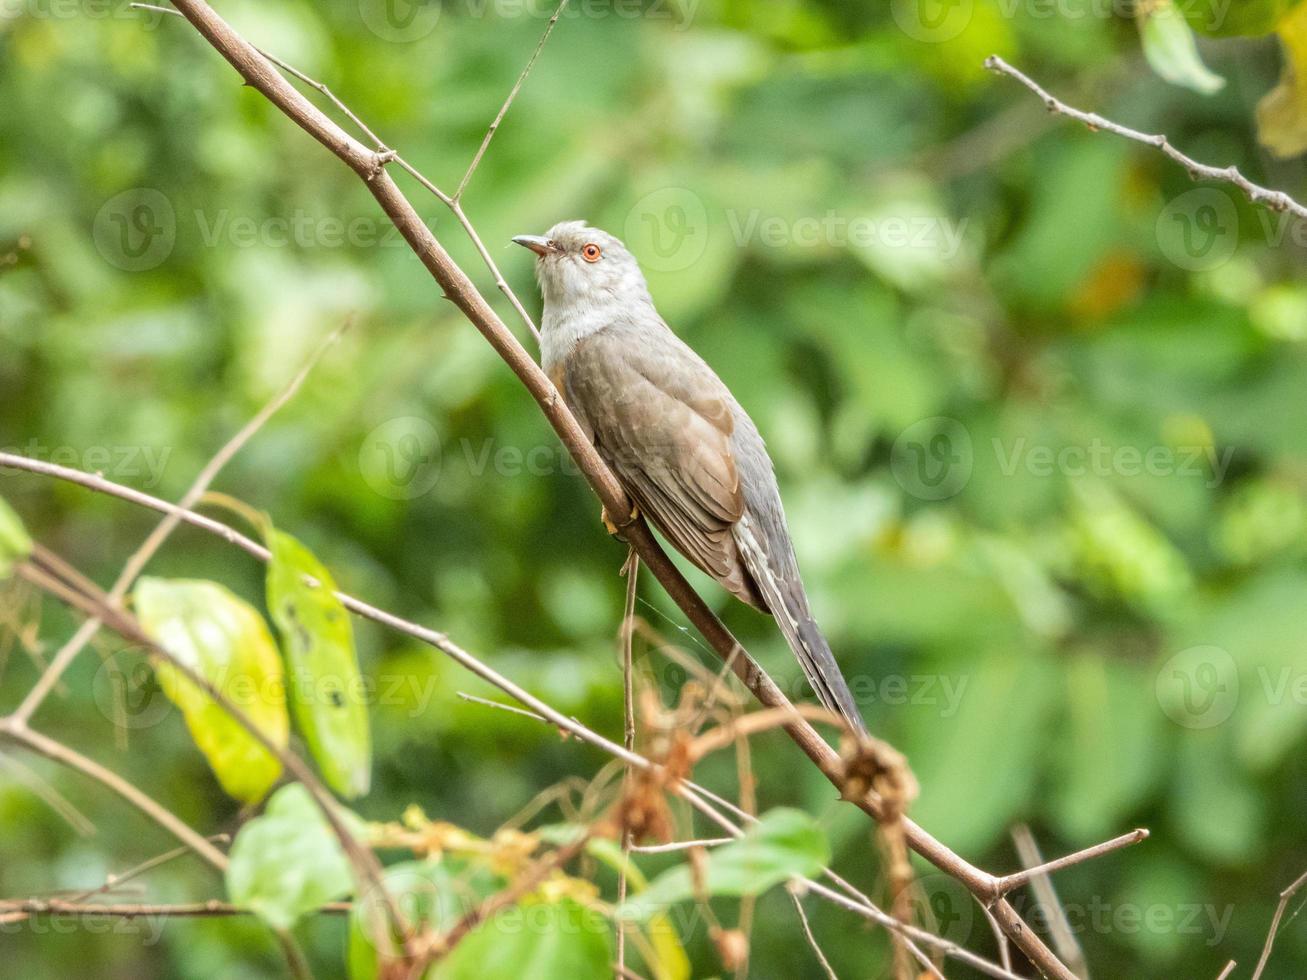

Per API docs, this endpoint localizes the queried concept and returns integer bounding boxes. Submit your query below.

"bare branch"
[0,898,349,918]
[1011,824,1087,979]
[789,887,840,980]
[10,319,346,726]
[996,828,1149,896]
[617,549,639,974]
[0,719,229,871]
[1251,866,1307,980]
[0,451,1034,980]
[8,556,410,958]
[984,55,1307,220]
[453,0,570,201]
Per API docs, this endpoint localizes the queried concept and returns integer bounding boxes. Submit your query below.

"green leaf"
[227,783,365,931]
[433,898,612,980]
[265,528,371,798]
[348,859,504,980]
[617,808,829,920]
[1140,1,1226,94]
[133,577,288,804]
[534,825,688,980]
[1257,6,1307,158]
[0,496,32,580]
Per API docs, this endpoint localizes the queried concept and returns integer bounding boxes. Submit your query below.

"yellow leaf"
[1257,5,1307,158]
[135,578,289,804]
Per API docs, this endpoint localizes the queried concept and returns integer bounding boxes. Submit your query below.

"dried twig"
[0,451,1059,980]
[996,828,1148,897]
[617,549,639,974]
[1250,867,1307,979]
[1011,824,1089,979]
[453,0,570,201]
[984,55,1307,220]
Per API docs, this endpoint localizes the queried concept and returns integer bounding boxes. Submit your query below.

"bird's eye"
[581,243,602,263]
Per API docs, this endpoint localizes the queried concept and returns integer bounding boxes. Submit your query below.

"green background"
[3,0,1307,976]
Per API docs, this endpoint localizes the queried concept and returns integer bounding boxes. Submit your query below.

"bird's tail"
[734,516,867,736]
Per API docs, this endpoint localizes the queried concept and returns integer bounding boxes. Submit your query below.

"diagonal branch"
[984,54,1307,220]
[0,718,229,871]
[7,554,411,960]
[10,319,346,726]
[0,452,1019,980]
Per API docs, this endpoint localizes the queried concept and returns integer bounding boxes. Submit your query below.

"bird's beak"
[512,234,559,257]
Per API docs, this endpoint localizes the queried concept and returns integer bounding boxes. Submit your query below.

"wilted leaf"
[266,528,371,799]
[1257,5,1307,158]
[0,496,32,580]
[433,898,612,980]
[618,808,829,920]
[1140,1,1226,94]
[134,577,288,804]
[227,783,365,931]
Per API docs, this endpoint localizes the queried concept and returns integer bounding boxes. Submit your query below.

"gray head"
[512,221,653,313]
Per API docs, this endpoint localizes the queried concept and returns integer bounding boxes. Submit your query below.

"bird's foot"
[601,503,640,539]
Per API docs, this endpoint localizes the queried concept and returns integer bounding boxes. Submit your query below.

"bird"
[513,220,867,735]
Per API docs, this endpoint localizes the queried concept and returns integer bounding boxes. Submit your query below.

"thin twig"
[0,898,350,917]
[789,887,839,980]
[984,55,1307,220]
[1250,866,1307,980]
[0,718,229,871]
[1011,824,1088,980]
[0,748,97,836]
[9,319,346,725]
[69,842,221,905]
[980,902,1013,977]
[453,0,570,201]
[616,549,639,973]
[631,838,733,854]
[8,559,411,960]
[996,828,1148,896]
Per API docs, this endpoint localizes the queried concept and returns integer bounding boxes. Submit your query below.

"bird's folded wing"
[564,328,761,605]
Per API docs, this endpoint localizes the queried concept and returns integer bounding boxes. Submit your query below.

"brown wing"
[562,327,765,608]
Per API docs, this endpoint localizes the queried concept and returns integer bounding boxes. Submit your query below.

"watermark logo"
[359,417,443,500]
[93,651,174,731]
[1155,645,1239,729]
[93,188,176,272]
[891,0,974,42]
[1156,188,1238,272]
[624,187,709,273]
[891,417,974,501]
[358,0,442,41]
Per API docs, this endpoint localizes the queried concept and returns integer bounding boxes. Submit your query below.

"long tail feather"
[733,515,867,735]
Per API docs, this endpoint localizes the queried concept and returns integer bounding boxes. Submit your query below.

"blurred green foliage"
[3,0,1307,976]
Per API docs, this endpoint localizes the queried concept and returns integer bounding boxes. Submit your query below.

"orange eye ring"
[581,243,602,263]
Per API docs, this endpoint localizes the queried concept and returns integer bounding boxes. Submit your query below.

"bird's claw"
[601,503,640,539]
